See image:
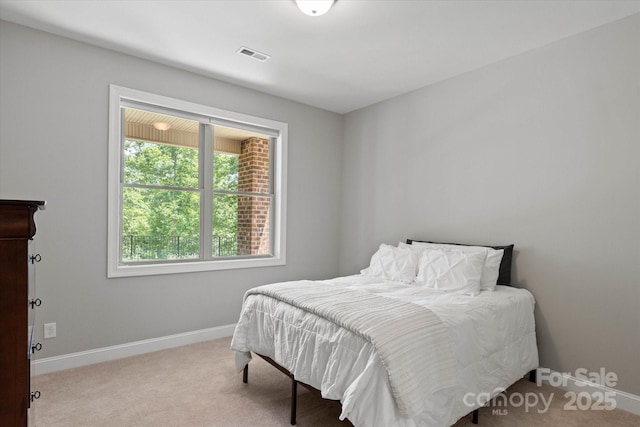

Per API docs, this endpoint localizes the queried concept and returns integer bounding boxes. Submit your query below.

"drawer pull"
[29,298,42,309]
[31,390,41,401]
[30,254,42,264]
[31,342,42,352]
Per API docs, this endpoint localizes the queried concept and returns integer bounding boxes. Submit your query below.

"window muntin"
[108,85,287,277]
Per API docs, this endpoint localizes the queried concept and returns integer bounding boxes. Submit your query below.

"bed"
[231,239,539,426]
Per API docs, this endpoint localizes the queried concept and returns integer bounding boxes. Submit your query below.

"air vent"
[237,46,271,62]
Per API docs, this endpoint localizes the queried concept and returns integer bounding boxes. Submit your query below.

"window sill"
[107,256,285,278]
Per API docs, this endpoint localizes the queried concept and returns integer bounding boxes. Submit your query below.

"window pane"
[212,193,238,257]
[211,126,273,259]
[123,108,199,188]
[238,194,271,256]
[212,194,272,257]
[213,153,238,191]
[239,136,271,195]
[213,126,271,194]
[122,187,200,261]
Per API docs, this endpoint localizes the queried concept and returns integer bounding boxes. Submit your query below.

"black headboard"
[406,239,514,286]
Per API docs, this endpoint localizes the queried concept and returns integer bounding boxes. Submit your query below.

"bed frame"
[243,355,537,425]
[240,239,535,425]
[243,354,331,425]
[243,354,346,425]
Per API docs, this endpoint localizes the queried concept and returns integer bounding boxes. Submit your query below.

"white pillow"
[480,249,503,291]
[414,248,485,295]
[411,242,503,291]
[398,242,426,275]
[361,243,417,283]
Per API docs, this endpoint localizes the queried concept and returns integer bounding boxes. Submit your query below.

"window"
[108,85,287,277]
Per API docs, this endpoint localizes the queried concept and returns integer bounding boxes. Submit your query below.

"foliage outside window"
[108,85,287,277]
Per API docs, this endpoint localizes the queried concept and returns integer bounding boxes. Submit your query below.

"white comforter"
[244,280,458,417]
[231,275,538,427]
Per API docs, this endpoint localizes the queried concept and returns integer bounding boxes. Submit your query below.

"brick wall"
[237,137,270,256]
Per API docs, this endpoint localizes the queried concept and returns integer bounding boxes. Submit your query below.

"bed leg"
[528,368,537,383]
[472,409,478,424]
[291,377,297,425]
[243,364,248,384]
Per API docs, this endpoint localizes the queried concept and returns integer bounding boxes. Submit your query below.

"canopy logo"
[463,387,554,415]
[463,368,618,415]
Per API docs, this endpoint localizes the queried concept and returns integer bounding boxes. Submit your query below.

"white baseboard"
[536,368,640,416]
[33,323,236,375]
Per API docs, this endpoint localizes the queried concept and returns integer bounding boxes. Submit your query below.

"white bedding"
[244,280,458,417]
[231,274,538,427]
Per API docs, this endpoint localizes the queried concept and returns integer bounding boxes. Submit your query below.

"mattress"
[231,274,539,426]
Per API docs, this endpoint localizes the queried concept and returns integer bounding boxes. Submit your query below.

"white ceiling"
[1,0,639,114]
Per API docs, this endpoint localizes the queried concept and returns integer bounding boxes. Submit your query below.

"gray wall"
[0,21,343,358]
[2,13,639,397]
[340,14,640,395]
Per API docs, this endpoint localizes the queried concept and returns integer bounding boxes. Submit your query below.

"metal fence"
[123,235,237,261]
[213,236,238,257]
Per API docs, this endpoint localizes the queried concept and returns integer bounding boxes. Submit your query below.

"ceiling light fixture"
[295,0,335,17]
[153,122,171,131]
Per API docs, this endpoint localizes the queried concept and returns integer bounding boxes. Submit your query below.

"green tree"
[213,152,239,256]
[123,139,199,260]
[122,139,240,260]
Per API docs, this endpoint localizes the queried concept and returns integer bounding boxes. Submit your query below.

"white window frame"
[107,85,287,277]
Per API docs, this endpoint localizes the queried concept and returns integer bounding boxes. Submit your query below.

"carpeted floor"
[31,337,639,426]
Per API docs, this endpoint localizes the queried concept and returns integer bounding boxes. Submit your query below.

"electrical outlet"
[44,322,56,339]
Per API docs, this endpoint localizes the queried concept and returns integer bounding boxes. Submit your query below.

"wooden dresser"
[0,200,45,427]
